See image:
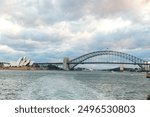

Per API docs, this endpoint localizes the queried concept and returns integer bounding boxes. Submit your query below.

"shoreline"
[0,66,64,71]
[0,67,36,70]
[0,67,147,73]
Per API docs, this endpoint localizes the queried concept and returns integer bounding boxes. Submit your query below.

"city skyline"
[0,0,150,63]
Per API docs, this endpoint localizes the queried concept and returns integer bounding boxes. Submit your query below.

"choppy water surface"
[0,70,150,100]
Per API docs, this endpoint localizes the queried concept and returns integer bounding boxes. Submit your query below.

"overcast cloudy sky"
[0,0,150,62]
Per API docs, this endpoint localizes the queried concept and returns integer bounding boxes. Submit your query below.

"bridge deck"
[35,62,150,65]
[69,62,150,65]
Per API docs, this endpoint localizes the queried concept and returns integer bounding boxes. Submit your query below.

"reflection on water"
[0,70,150,100]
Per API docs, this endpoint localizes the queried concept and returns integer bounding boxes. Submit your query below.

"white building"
[4,57,34,67]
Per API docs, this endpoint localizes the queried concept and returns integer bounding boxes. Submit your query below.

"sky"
[0,0,150,63]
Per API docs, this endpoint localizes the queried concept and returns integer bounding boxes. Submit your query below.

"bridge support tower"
[146,64,150,78]
[146,72,150,78]
[63,57,70,70]
[120,64,124,71]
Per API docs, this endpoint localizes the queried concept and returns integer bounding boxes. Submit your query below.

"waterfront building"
[3,57,34,67]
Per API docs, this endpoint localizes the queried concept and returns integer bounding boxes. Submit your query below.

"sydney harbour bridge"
[50,50,150,72]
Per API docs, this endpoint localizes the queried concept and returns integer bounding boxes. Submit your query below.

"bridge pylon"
[63,57,70,70]
[120,64,124,71]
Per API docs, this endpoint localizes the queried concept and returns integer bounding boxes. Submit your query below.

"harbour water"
[0,70,150,100]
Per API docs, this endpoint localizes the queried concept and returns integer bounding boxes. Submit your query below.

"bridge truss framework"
[65,50,150,71]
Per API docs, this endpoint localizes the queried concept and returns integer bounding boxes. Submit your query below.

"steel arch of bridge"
[69,50,149,70]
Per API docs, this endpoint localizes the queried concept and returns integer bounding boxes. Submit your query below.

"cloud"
[0,0,150,63]
[0,44,22,54]
[0,0,147,26]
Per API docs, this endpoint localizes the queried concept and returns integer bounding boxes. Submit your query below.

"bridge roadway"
[35,62,63,65]
[68,62,150,65]
[35,62,150,69]
[35,62,150,65]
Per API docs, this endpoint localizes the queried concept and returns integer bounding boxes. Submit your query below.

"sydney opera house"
[3,56,34,67]
[1,56,61,70]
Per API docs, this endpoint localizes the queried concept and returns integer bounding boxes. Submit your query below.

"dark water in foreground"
[0,70,150,100]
